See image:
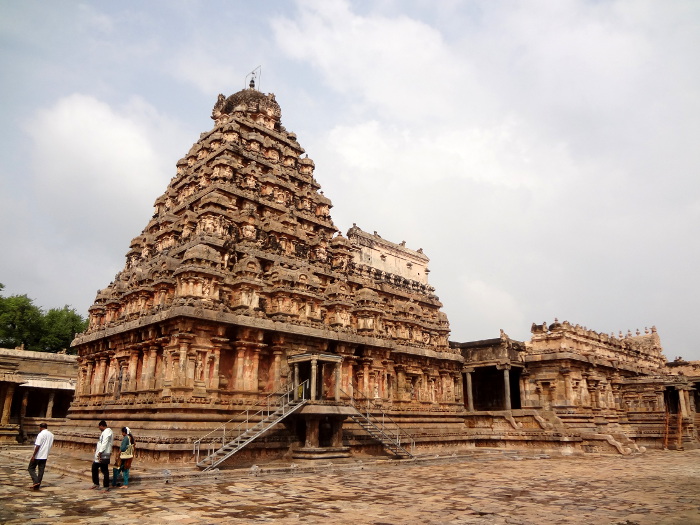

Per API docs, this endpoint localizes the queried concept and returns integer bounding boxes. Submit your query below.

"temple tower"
[67,83,462,462]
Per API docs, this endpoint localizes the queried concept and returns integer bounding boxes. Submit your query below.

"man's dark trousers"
[28,459,47,486]
[92,459,110,487]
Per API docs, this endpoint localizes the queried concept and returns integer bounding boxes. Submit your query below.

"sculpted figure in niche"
[315,244,327,262]
[195,354,204,381]
[244,174,257,189]
[242,222,256,240]
[274,189,287,204]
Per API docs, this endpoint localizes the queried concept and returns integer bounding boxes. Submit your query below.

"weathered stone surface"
[57,82,699,463]
[0,348,77,443]
[65,85,460,461]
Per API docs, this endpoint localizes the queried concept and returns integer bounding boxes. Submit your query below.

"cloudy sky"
[1,0,699,359]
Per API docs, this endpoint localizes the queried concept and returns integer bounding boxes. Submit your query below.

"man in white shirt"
[91,420,113,491]
[28,422,54,490]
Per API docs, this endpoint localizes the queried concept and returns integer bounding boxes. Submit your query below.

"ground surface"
[1,447,699,524]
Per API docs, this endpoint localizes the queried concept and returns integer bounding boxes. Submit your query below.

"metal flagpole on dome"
[245,66,261,90]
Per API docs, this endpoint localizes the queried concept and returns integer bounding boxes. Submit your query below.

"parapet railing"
[340,388,415,453]
[193,379,308,465]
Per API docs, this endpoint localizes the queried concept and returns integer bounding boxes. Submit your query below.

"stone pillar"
[128,350,140,391]
[464,368,474,412]
[580,378,591,407]
[233,345,246,391]
[94,357,108,394]
[272,350,283,391]
[293,363,300,401]
[588,385,597,409]
[311,358,318,401]
[335,361,341,402]
[678,388,689,418]
[501,365,512,411]
[656,389,665,411]
[453,372,463,404]
[163,347,175,383]
[20,390,28,421]
[362,360,370,396]
[146,346,158,389]
[117,359,129,398]
[0,384,15,425]
[305,417,320,448]
[45,391,55,419]
[209,348,221,390]
[561,369,573,406]
[251,349,261,392]
[331,418,344,447]
[396,366,406,402]
[84,360,95,396]
[344,358,356,398]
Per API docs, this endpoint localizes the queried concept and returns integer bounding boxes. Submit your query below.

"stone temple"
[63,81,700,466]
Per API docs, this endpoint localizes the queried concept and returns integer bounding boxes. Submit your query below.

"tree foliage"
[0,283,87,353]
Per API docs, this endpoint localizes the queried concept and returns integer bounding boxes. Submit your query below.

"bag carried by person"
[121,443,135,459]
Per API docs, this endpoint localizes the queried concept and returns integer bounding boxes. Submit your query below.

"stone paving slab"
[1,447,699,524]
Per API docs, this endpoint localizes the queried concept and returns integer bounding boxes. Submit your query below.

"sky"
[1,0,699,360]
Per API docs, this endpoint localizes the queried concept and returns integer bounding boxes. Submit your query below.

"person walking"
[91,420,113,491]
[28,422,54,490]
[111,427,135,488]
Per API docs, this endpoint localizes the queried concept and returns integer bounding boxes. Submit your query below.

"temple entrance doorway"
[473,367,505,410]
[664,387,680,414]
[469,366,522,411]
[288,353,343,401]
[287,353,352,459]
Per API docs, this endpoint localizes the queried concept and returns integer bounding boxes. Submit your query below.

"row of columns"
[78,338,466,406]
[0,383,17,425]
[1,384,58,424]
[462,365,513,412]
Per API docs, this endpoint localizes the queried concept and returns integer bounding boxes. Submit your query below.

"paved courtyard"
[1,447,699,524]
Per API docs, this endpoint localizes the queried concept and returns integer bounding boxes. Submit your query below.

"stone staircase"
[343,389,414,459]
[549,409,643,455]
[348,412,413,458]
[194,380,308,471]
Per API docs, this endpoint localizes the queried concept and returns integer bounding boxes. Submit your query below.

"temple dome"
[213,89,281,121]
[183,244,220,264]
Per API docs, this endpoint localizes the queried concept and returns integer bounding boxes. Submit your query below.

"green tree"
[0,291,45,350]
[0,283,87,353]
[39,306,88,353]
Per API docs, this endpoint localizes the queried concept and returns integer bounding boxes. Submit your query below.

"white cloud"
[1,0,698,360]
[454,278,526,340]
[272,0,475,123]
[24,94,179,243]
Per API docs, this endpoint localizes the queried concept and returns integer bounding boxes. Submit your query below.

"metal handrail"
[193,379,309,465]
[340,388,415,453]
